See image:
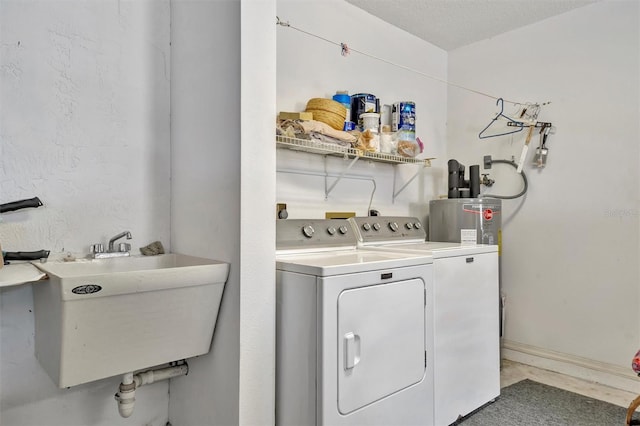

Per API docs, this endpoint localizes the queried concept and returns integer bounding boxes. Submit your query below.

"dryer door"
[337,278,426,414]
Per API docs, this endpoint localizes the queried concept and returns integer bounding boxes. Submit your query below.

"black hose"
[483,159,528,199]
[0,196,43,213]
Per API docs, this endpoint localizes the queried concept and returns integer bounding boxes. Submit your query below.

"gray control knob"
[302,225,315,238]
[338,225,349,234]
[414,222,422,229]
[362,223,371,231]
[327,226,336,235]
[389,222,399,232]
[405,222,413,230]
[372,223,381,231]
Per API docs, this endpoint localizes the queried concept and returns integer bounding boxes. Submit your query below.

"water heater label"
[460,229,477,245]
[464,204,497,221]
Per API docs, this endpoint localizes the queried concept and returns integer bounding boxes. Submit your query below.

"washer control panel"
[276,219,356,250]
[349,216,426,244]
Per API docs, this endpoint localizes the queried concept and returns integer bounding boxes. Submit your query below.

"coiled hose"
[484,159,528,199]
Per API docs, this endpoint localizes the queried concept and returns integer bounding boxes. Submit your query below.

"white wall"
[276,0,448,221]
[447,0,640,388]
[169,1,277,424]
[168,0,243,425]
[0,1,171,425]
[239,0,277,424]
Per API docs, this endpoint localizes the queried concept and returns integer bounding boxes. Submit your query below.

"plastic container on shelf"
[396,126,419,158]
[360,112,381,152]
[381,104,392,129]
[380,132,396,155]
[360,112,380,133]
[332,91,352,131]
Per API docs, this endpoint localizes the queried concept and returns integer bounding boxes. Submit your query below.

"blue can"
[392,102,416,132]
[351,93,379,130]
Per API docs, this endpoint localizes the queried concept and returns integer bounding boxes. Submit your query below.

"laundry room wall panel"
[239,0,277,423]
[0,1,171,425]
[276,0,447,221]
[168,0,246,425]
[447,0,639,385]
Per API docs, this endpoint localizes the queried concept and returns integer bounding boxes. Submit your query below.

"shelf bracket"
[392,165,424,203]
[324,155,360,200]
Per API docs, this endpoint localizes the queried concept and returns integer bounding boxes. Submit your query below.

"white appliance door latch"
[344,332,361,370]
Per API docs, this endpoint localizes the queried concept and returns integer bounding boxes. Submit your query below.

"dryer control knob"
[302,225,315,238]
[414,222,422,229]
[372,223,381,231]
[362,223,371,231]
[327,226,336,235]
[389,222,399,232]
[405,222,413,230]
[338,225,349,235]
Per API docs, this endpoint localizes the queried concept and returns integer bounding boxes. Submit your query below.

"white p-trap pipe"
[115,362,189,418]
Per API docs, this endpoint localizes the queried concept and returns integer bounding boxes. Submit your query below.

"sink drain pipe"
[115,361,189,418]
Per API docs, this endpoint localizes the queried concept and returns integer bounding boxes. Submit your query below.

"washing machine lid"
[276,249,433,276]
[361,242,498,258]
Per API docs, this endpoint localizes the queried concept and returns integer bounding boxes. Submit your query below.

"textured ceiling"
[345,0,599,51]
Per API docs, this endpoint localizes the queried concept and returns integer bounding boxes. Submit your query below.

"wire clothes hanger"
[478,98,525,139]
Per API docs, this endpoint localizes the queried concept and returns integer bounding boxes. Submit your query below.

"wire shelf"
[276,135,432,166]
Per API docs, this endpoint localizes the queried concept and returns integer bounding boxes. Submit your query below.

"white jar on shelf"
[360,112,381,152]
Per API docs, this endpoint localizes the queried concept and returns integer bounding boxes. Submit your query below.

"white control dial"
[302,225,315,238]
[389,222,399,232]
[362,223,371,231]
[405,222,413,230]
[372,223,381,231]
[338,225,349,234]
[327,226,336,235]
[414,222,422,229]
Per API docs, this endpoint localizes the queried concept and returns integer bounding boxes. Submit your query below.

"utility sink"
[34,253,229,294]
[31,254,229,388]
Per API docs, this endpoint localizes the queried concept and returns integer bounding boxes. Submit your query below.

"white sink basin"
[34,253,229,298]
[31,253,229,388]
[36,253,223,275]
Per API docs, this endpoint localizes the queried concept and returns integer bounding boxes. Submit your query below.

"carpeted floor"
[456,379,637,426]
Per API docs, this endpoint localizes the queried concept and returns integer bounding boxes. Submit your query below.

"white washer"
[349,216,500,426]
[276,219,435,426]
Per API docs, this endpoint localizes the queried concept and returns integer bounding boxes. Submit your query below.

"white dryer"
[276,219,435,426]
[349,216,500,426]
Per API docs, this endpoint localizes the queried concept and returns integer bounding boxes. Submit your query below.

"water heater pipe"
[483,159,528,199]
[114,362,189,418]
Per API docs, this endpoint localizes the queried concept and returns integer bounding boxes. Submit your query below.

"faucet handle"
[118,243,131,253]
[91,243,105,253]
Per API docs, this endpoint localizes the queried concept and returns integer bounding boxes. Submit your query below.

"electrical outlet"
[483,155,492,169]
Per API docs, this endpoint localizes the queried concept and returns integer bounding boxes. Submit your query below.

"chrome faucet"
[108,231,132,252]
[91,231,133,259]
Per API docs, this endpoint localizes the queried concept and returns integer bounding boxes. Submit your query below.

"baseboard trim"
[502,339,640,394]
